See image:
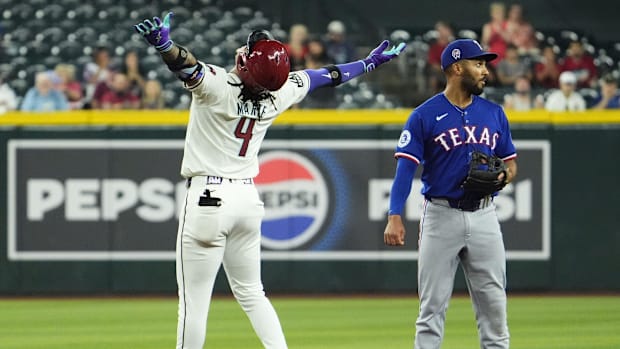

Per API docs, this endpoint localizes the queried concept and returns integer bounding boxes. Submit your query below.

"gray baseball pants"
[414,199,510,349]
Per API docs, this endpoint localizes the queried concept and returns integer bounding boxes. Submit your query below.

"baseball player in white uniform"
[134,12,406,349]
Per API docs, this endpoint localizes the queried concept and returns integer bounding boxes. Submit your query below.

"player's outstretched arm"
[304,40,406,92]
[134,12,204,87]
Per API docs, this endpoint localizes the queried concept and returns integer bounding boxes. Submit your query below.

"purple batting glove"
[134,12,174,52]
[361,40,407,72]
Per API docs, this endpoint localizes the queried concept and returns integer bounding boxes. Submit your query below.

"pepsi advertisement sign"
[258,140,550,261]
[6,139,549,261]
[255,151,329,249]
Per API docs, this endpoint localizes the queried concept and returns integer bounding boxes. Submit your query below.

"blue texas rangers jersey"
[395,93,517,199]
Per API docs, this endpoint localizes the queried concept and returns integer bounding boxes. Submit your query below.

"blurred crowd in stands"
[421,2,620,111]
[0,1,619,114]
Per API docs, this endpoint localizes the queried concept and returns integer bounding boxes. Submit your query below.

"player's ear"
[452,62,463,75]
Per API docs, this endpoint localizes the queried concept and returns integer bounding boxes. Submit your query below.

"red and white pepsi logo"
[255,151,328,249]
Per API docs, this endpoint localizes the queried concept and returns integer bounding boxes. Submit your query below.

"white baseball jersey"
[180,63,310,179]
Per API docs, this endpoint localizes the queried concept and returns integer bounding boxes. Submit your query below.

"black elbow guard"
[166,45,192,71]
[323,65,343,87]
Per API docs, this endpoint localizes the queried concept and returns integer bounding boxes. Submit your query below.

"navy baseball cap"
[440,39,498,70]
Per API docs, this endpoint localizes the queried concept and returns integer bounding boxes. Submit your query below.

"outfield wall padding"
[0,110,618,294]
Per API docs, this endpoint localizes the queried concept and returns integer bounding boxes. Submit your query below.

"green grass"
[0,295,618,348]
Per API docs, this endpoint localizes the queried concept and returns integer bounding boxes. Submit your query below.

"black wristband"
[324,64,343,87]
[166,45,191,71]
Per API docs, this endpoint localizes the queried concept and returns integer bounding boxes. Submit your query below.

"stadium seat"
[140,55,163,73]
[9,78,29,97]
[25,64,47,76]
[92,0,116,11]
[72,4,97,21]
[458,29,478,40]
[369,94,396,109]
[390,29,411,43]
[9,56,28,73]
[233,6,253,23]
[10,4,34,21]
[41,4,65,21]
[43,55,63,68]
[243,11,270,29]
[128,7,156,21]
[595,49,615,76]
[72,27,98,45]
[107,4,129,19]
[59,0,81,7]
[171,27,194,45]
[202,27,225,45]
[219,37,242,55]
[422,29,439,43]
[337,94,360,109]
[168,6,192,22]
[200,6,223,23]
[57,41,83,60]
[183,17,209,33]
[269,23,287,42]
[212,11,238,31]
[6,27,33,45]
[40,27,66,43]
[579,88,600,107]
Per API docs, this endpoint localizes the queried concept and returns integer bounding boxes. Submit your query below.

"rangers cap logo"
[441,39,498,70]
[451,49,461,60]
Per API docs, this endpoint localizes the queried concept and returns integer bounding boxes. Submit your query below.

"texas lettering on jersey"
[433,126,500,151]
[394,94,516,199]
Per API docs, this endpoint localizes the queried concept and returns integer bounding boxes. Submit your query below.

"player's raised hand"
[362,40,407,72]
[134,12,174,52]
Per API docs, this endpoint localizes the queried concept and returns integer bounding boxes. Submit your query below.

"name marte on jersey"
[237,101,267,118]
[434,125,500,151]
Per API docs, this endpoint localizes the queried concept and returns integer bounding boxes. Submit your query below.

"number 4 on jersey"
[234,117,256,157]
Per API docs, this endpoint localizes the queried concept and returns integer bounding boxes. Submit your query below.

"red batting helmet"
[236,33,290,91]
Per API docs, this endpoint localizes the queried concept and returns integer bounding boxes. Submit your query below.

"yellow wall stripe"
[2,109,620,126]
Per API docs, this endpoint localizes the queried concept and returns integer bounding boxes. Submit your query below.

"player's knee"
[232,284,266,308]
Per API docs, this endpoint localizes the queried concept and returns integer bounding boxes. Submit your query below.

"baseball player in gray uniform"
[134,12,405,349]
[383,39,518,348]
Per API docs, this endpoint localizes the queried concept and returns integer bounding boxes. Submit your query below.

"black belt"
[429,196,493,212]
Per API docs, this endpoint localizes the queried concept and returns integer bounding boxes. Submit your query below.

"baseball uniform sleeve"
[395,109,425,165]
[184,62,229,105]
[494,108,517,160]
[272,71,311,110]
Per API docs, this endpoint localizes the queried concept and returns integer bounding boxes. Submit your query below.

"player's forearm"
[159,43,198,69]
[304,60,367,92]
[159,43,203,84]
[388,157,418,216]
[505,159,517,184]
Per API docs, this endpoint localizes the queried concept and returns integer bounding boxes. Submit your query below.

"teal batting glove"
[134,12,174,52]
[362,40,407,72]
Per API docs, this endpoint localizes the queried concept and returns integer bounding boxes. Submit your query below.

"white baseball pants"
[175,176,287,349]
